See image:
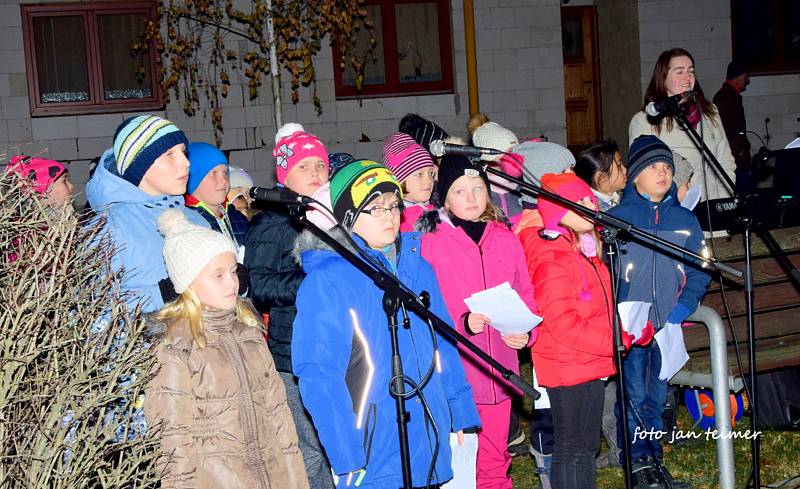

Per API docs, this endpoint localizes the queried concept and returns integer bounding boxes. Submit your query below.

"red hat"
[538,172,596,234]
[5,155,66,195]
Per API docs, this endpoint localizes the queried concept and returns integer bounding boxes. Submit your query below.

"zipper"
[477,241,497,404]
[651,205,662,328]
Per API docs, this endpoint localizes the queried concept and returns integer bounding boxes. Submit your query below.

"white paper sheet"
[617,301,652,341]
[655,322,690,381]
[463,282,543,335]
[531,366,550,410]
[441,432,478,489]
[785,137,800,149]
[680,186,701,211]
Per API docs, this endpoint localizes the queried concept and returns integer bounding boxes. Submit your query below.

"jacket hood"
[87,148,188,211]
[292,226,363,271]
[414,208,446,234]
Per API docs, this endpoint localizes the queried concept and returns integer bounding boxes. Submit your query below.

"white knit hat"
[472,121,519,161]
[228,165,254,189]
[158,209,238,294]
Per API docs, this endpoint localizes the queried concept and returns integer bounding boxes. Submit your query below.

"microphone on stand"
[429,140,505,158]
[645,91,695,117]
[249,186,313,205]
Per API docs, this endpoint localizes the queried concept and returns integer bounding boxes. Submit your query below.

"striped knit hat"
[627,135,674,184]
[113,115,188,186]
[381,133,434,182]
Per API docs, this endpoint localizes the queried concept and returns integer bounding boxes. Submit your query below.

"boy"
[185,142,249,255]
[87,115,210,314]
[291,160,480,488]
[609,135,711,489]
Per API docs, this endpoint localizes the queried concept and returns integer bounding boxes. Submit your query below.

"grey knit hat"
[514,141,576,204]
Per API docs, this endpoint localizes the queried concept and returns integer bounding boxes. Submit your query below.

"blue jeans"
[279,372,335,489]
[616,341,668,464]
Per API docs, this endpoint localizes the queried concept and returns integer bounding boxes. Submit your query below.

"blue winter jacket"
[291,229,481,488]
[608,181,711,327]
[86,149,210,313]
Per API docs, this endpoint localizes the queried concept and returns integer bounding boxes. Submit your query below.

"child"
[244,123,335,489]
[609,135,710,488]
[417,155,538,489]
[227,165,255,219]
[5,155,74,210]
[145,209,308,489]
[398,112,449,157]
[520,172,653,488]
[468,114,524,225]
[574,140,628,212]
[292,160,480,488]
[86,115,210,313]
[186,142,249,254]
[382,132,436,231]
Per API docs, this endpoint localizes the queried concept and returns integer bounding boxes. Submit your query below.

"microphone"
[429,140,505,158]
[645,91,695,117]
[249,186,313,205]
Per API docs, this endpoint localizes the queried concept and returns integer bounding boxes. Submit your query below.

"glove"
[666,303,692,326]
[621,331,634,351]
[635,321,655,347]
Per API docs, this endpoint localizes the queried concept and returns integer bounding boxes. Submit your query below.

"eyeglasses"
[359,203,403,218]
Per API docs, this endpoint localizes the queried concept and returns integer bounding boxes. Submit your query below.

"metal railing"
[670,305,736,489]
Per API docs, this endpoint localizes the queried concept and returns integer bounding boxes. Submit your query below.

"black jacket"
[713,82,751,171]
[244,206,304,373]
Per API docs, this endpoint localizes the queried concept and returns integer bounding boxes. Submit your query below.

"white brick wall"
[2,0,569,207]
[636,0,799,151]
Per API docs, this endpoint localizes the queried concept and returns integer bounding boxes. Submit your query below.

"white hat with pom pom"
[158,209,238,294]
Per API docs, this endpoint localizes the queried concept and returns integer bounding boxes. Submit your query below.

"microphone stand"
[480,162,743,489]
[673,110,800,489]
[284,203,541,489]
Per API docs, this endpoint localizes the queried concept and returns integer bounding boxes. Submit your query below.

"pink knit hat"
[5,155,66,194]
[273,123,329,185]
[381,132,434,182]
[538,173,596,234]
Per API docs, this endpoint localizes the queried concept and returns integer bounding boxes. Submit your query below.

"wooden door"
[561,6,601,154]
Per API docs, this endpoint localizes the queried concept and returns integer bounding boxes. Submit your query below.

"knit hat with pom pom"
[273,123,329,184]
[158,209,238,294]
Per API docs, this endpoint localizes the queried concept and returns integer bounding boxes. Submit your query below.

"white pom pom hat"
[158,209,238,294]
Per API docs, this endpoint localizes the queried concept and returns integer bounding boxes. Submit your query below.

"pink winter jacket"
[419,211,539,404]
[400,203,433,233]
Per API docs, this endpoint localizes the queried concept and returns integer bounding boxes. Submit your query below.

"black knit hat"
[627,135,675,184]
[398,113,449,153]
[726,60,748,81]
[435,155,490,205]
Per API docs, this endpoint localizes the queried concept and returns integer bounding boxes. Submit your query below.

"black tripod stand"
[674,110,800,489]
[479,162,742,489]
[285,203,541,489]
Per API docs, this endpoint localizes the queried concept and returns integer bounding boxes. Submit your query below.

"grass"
[508,361,800,488]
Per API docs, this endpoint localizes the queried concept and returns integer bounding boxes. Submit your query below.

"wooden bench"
[680,226,800,381]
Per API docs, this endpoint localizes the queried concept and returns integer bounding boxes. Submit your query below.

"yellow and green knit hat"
[330,160,402,230]
[112,115,188,186]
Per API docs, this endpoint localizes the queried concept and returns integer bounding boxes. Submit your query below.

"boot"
[652,459,691,489]
[529,445,552,489]
[631,458,665,489]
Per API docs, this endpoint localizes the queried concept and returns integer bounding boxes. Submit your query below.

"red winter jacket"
[519,227,616,387]
[419,210,539,404]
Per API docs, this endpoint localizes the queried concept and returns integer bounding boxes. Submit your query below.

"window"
[22,2,162,116]
[332,0,453,99]
[731,0,800,75]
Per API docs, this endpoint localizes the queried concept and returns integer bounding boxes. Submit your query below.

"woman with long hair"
[629,48,736,201]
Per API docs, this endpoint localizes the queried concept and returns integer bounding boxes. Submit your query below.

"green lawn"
[508,361,800,488]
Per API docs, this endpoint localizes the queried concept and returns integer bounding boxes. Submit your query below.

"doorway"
[561,5,602,154]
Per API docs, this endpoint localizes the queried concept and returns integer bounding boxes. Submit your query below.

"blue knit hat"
[627,135,674,184]
[112,115,189,186]
[187,142,228,195]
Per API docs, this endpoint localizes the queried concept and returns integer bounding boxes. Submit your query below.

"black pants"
[549,379,604,489]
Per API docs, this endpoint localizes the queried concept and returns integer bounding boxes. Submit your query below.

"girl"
[468,113,524,225]
[382,132,436,231]
[145,209,308,489]
[519,173,652,489]
[417,155,539,489]
[5,154,74,210]
[630,48,736,201]
[574,140,628,212]
[244,123,335,488]
[292,160,480,489]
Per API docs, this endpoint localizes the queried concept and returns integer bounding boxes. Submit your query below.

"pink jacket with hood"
[417,210,539,404]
